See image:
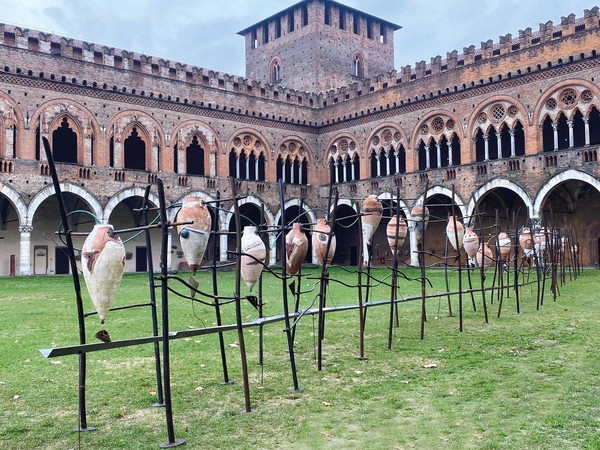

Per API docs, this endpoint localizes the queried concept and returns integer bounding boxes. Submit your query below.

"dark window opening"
[124,127,146,170]
[52,117,77,163]
[186,136,205,176]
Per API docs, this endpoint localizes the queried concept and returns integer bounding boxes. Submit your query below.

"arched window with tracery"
[416,115,461,167]
[124,127,146,170]
[229,133,266,181]
[186,135,205,176]
[473,102,526,160]
[540,86,600,151]
[52,117,78,163]
[327,137,359,184]
[276,139,310,185]
[367,126,406,177]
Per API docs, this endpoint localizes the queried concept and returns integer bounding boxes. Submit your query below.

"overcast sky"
[0,0,595,76]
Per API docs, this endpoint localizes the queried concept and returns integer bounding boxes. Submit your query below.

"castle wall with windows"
[0,1,599,275]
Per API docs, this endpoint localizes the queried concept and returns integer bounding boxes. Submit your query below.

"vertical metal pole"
[477,210,489,324]
[157,179,185,448]
[42,137,95,433]
[419,180,429,340]
[230,178,253,413]
[278,179,302,391]
[513,211,521,314]
[211,192,232,385]
[141,185,164,406]
[450,186,463,332]
[356,204,366,359]
[258,203,265,368]
[291,197,305,345]
[317,185,338,371]
[388,186,401,348]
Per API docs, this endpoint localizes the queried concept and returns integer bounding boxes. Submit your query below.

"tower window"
[271,61,281,82]
[352,55,363,77]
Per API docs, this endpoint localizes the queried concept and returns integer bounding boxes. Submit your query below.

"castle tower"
[238,0,400,92]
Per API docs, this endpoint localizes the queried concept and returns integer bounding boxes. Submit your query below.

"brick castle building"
[0,0,599,276]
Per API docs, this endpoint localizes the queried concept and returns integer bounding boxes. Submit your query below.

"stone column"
[552,123,559,150]
[19,225,32,276]
[435,143,441,168]
[509,129,516,157]
[385,152,391,175]
[496,132,502,159]
[447,142,454,166]
[483,134,490,160]
[425,145,430,169]
[567,119,574,148]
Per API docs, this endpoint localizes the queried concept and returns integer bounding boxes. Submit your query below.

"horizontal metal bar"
[39,280,521,359]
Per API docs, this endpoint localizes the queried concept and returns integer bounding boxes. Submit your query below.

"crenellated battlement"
[315,6,600,119]
[0,23,321,110]
[0,7,598,115]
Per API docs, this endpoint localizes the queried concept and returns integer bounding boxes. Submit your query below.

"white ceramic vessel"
[81,223,126,324]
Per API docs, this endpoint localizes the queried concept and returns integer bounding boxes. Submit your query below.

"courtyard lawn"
[1,266,599,449]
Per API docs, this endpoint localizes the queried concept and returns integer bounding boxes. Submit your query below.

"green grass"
[1,267,599,449]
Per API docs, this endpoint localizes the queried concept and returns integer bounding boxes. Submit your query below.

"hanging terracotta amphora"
[361,195,383,265]
[81,223,126,326]
[409,203,429,244]
[240,226,266,291]
[312,218,336,266]
[475,243,494,273]
[386,215,408,256]
[176,196,212,274]
[519,227,534,258]
[285,223,308,276]
[497,231,511,263]
[534,227,549,256]
[446,216,464,251]
[462,227,479,260]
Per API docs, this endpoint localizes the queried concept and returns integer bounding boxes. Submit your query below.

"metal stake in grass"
[41,137,96,433]
[231,177,253,413]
